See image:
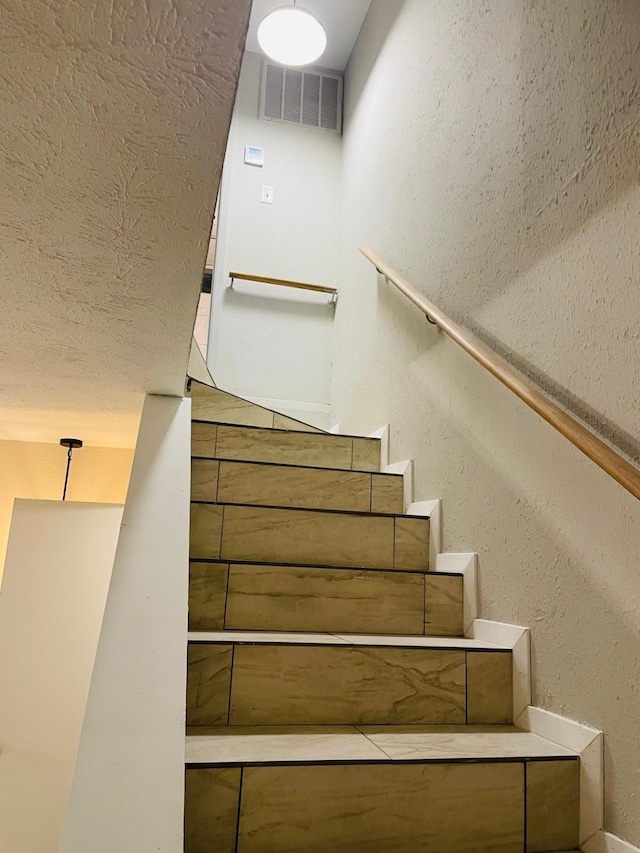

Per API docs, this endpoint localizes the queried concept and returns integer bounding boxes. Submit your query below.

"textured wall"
[332,0,640,842]
[0,0,251,446]
[208,52,341,427]
[0,439,133,579]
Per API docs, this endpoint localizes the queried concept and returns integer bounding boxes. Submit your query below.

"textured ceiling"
[245,0,371,71]
[0,0,251,447]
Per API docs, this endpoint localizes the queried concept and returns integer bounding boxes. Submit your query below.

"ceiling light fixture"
[257,4,327,67]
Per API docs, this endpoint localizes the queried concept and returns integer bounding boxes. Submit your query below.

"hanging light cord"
[62,445,73,501]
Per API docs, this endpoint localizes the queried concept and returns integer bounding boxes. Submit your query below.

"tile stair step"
[190,503,430,570]
[190,381,325,432]
[185,726,579,853]
[192,421,381,472]
[191,458,404,514]
[189,561,464,637]
[185,723,577,764]
[186,631,513,728]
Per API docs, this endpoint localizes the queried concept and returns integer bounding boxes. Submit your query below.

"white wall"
[0,500,123,853]
[332,0,640,844]
[208,51,342,428]
[60,395,191,853]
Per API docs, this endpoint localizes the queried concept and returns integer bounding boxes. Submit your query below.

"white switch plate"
[261,185,275,204]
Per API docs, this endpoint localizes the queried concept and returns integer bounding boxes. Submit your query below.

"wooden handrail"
[360,246,640,501]
[229,270,337,296]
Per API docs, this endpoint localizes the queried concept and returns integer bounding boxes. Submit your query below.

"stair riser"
[192,422,380,472]
[191,384,322,432]
[186,644,512,726]
[191,459,403,514]
[185,759,579,853]
[189,562,463,636]
[190,504,430,570]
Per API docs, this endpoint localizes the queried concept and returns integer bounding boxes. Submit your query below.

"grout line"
[188,632,513,651]
[188,556,460,576]
[215,461,221,503]
[191,499,427,520]
[392,517,397,569]
[523,761,528,853]
[189,454,402,477]
[213,425,219,459]
[191,416,377,440]
[185,755,579,770]
[423,573,428,636]
[465,652,469,724]
[353,724,396,761]
[218,505,225,560]
[233,766,243,853]
[226,645,235,725]
[222,564,231,629]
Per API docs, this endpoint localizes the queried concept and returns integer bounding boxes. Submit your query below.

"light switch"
[261,185,275,205]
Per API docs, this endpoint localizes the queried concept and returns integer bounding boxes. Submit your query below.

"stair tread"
[190,558,460,576]
[187,630,504,650]
[185,724,577,765]
[190,499,429,519]
[192,455,400,478]
[192,417,379,443]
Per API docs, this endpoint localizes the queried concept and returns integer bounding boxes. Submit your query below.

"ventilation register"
[259,61,343,134]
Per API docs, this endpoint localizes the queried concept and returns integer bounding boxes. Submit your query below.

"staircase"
[184,380,580,853]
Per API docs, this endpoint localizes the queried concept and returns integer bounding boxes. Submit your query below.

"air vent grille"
[260,61,343,134]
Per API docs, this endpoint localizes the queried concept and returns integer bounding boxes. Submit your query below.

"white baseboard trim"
[368,424,390,468]
[515,706,603,845]
[406,500,476,632]
[328,423,341,434]
[384,459,413,510]
[407,498,478,633]
[582,831,640,853]
[466,619,531,719]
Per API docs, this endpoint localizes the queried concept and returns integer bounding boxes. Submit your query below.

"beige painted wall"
[332,0,640,844]
[0,500,123,853]
[0,441,133,578]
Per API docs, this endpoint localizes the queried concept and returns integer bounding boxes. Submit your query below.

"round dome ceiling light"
[257,5,327,67]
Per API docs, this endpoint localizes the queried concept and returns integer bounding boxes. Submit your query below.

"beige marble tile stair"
[190,380,325,432]
[191,458,404,513]
[184,390,580,853]
[186,631,513,727]
[189,561,463,636]
[190,503,430,570]
[184,725,579,853]
[192,422,380,471]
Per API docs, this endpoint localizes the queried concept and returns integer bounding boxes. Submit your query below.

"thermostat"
[244,146,265,166]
